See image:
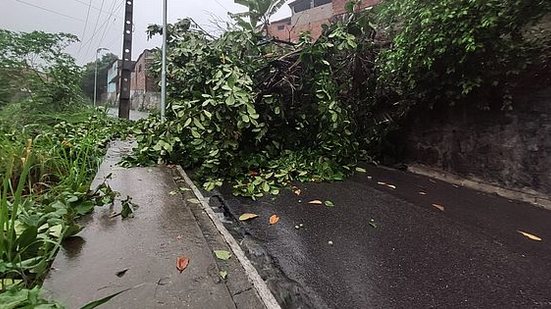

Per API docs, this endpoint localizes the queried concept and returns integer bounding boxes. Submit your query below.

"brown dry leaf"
[239,213,259,221]
[307,200,323,205]
[292,186,301,196]
[176,256,190,273]
[517,230,542,241]
[432,204,445,211]
[269,214,280,225]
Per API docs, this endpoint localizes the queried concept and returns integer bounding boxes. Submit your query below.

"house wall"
[130,50,160,111]
[267,19,292,41]
[106,61,119,95]
[105,60,121,104]
[290,3,332,40]
[268,0,380,42]
[332,0,379,16]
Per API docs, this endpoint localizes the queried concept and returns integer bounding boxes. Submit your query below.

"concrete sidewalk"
[43,141,265,308]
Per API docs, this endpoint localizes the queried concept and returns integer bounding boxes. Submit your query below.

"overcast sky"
[1,0,291,65]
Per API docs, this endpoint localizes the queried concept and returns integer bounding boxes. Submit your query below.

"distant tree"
[80,53,118,100]
[0,29,82,110]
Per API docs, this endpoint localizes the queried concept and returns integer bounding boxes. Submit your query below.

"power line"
[78,0,93,53]
[81,1,124,60]
[97,0,119,50]
[88,0,107,53]
[211,0,229,12]
[69,0,116,16]
[14,0,84,22]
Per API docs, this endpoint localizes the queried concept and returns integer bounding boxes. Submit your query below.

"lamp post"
[160,0,167,121]
[94,47,109,107]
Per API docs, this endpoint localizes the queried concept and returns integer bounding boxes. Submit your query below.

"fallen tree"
[128,0,551,198]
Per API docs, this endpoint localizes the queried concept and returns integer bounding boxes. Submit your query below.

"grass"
[0,101,125,306]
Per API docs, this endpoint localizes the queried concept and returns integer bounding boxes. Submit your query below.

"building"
[104,50,159,110]
[105,59,121,104]
[130,49,160,110]
[267,0,380,41]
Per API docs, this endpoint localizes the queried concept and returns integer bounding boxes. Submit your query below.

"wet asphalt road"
[221,166,551,308]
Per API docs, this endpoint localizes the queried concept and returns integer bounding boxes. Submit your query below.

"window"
[292,0,310,13]
[277,25,285,31]
[313,0,331,7]
[138,64,142,72]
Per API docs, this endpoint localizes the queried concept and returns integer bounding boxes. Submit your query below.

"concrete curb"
[175,166,281,309]
[408,164,551,210]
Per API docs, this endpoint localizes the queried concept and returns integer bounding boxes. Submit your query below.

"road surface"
[219,165,551,308]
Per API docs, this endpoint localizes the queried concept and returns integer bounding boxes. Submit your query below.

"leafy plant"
[375,0,551,109]
[127,14,377,198]
[0,30,83,111]
[230,0,287,31]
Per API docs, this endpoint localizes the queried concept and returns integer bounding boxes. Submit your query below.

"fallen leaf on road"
[355,167,367,173]
[176,256,190,273]
[517,230,542,241]
[324,200,335,207]
[179,187,191,192]
[432,204,445,211]
[292,186,301,196]
[187,198,200,204]
[369,219,377,228]
[219,270,228,279]
[120,196,135,219]
[419,191,427,195]
[269,214,280,225]
[239,213,258,221]
[169,191,177,196]
[214,250,232,260]
[308,200,323,205]
[115,269,128,278]
[377,182,397,190]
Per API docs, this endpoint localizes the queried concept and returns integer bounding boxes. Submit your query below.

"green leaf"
[214,250,232,261]
[80,287,132,309]
[219,270,228,279]
[355,167,367,173]
[183,118,192,127]
[191,129,201,138]
[324,200,335,207]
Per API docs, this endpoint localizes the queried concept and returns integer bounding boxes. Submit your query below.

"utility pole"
[94,47,109,108]
[118,0,134,119]
[160,0,167,121]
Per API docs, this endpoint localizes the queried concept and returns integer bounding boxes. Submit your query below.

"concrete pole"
[118,0,134,120]
[160,0,167,121]
[94,51,98,107]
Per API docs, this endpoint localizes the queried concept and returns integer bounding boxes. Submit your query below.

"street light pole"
[94,47,109,107]
[160,0,167,121]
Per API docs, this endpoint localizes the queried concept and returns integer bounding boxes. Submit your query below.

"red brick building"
[130,49,160,110]
[267,0,380,41]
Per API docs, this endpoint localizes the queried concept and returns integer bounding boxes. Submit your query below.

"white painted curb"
[175,166,281,309]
